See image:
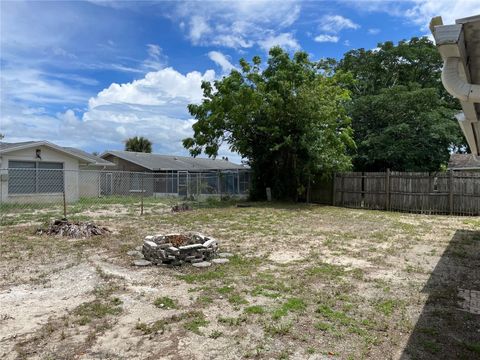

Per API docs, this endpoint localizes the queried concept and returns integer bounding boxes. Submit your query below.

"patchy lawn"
[0,201,479,359]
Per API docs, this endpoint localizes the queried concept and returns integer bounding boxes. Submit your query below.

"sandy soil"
[0,203,478,360]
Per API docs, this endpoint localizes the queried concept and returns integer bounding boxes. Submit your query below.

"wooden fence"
[332,170,480,216]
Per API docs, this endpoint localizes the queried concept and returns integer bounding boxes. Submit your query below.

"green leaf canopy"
[184,47,354,200]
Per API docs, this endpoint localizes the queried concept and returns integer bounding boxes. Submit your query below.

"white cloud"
[319,15,360,33]
[0,68,89,105]
[143,44,167,70]
[404,0,480,30]
[258,33,300,52]
[314,34,339,43]
[343,0,480,33]
[368,28,380,35]
[171,0,301,51]
[88,67,214,108]
[189,16,212,43]
[1,67,229,156]
[208,51,236,73]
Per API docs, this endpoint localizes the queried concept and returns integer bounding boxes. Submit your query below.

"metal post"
[63,190,67,220]
[140,173,144,216]
[237,169,240,195]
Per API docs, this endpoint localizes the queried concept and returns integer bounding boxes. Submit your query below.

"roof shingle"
[448,153,480,170]
[102,150,246,171]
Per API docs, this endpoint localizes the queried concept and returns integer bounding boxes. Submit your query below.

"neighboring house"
[100,150,250,196]
[448,153,480,171]
[0,141,113,203]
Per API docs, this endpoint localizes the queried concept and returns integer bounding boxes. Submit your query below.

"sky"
[1,0,480,162]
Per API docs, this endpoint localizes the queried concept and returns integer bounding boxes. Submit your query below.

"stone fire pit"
[141,233,220,266]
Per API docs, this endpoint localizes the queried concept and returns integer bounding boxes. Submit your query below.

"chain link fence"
[0,168,251,224]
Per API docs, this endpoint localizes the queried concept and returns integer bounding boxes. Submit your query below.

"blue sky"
[1,0,479,161]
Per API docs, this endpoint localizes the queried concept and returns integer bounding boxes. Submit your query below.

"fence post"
[340,173,345,206]
[237,169,240,195]
[306,174,311,204]
[385,168,391,211]
[332,173,337,206]
[140,172,144,216]
[63,190,67,219]
[449,169,454,215]
[361,171,365,208]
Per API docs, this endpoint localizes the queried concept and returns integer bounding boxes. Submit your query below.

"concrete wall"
[0,145,81,203]
[78,170,101,197]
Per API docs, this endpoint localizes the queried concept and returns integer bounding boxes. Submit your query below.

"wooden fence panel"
[332,170,480,216]
[364,172,386,210]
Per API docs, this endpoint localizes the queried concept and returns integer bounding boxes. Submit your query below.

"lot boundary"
[331,170,479,216]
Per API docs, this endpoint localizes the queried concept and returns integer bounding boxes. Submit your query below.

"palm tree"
[124,136,152,153]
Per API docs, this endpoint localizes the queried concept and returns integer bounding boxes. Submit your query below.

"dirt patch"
[0,264,99,357]
[1,203,478,359]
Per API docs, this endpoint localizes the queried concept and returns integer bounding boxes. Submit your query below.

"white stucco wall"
[78,170,101,197]
[0,145,80,203]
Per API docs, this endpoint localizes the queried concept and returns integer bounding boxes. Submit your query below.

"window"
[9,161,64,194]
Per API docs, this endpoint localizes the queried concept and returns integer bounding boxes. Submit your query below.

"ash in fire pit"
[142,233,218,265]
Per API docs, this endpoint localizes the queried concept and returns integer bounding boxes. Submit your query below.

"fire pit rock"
[142,233,218,265]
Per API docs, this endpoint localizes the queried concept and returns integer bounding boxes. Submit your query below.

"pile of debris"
[36,219,110,238]
[171,202,192,212]
[142,233,218,266]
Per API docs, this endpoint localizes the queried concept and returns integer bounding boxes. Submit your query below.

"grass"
[307,263,346,279]
[218,316,247,327]
[374,299,400,317]
[228,293,249,306]
[316,304,356,328]
[209,330,223,339]
[272,298,306,320]
[2,200,478,359]
[244,305,265,315]
[463,341,480,355]
[153,296,178,309]
[421,340,441,354]
[178,269,226,284]
[135,311,209,335]
[183,311,209,335]
[135,320,167,335]
[74,298,122,325]
[264,321,293,336]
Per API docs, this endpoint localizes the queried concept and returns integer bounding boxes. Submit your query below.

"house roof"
[0,141,114,167]
[431,15,480,155]
[62,147,113,166]
[448,153,480,170]
[101,150,247,171]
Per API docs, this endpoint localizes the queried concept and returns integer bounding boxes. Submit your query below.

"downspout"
[441,57,480,102]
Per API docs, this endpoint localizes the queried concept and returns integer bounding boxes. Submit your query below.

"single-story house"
[100,150,250,196]
[448,153,480,171]
[0,141,113,203]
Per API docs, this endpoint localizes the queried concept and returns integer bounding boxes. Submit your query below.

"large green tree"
[125,136,152,153]
[331,37,466,171]
[183,47,355,200]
